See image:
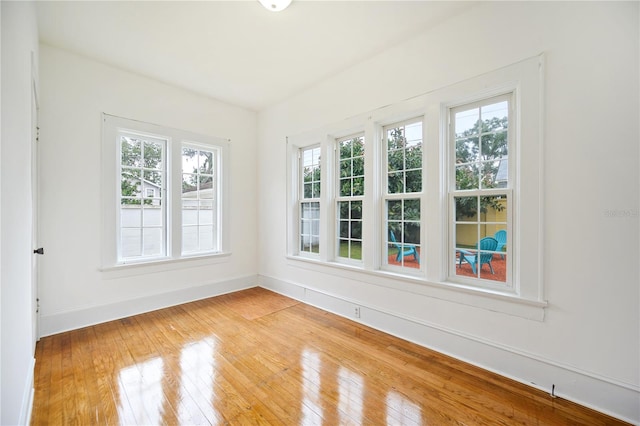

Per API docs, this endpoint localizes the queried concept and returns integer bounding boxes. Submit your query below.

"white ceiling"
[36,1,473,111]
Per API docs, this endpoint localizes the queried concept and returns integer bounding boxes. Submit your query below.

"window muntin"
[181,144,219,255]
[337,135,364,262]
[450,96,511,286]
[118,133,166,262]
[300,146,321,255]
[384,119,422,271]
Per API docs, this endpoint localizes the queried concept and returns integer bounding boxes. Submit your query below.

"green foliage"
[120,137,163,205]
[387,128,422,194]
[455,116,508,218]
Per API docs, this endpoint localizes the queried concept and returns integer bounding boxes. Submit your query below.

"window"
[450,95,512,288]
[181,145,219,255]
[119,133,166,261]
[336,134,364,262]
[102,114,229,267]
[300,145,321,255]
[384,119,422,271]
[286,56,544,318]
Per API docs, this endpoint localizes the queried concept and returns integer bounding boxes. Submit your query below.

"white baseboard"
[20,357,35,426]
[39,275,258,337]
[259,274,640,425]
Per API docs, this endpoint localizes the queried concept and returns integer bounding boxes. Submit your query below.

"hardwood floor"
[32,287,627,425]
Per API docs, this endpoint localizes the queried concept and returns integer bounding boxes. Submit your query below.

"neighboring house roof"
[495,157,508,187]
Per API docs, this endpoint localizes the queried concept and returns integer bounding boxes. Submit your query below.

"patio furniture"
[458,237,498,274]
[494,230,507,259]
[389,230,419,264]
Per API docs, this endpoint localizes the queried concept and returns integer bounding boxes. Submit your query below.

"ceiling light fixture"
[258,0,292,12]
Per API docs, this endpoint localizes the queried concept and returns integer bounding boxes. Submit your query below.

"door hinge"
[36,298,40,314]
[33,247,44,255]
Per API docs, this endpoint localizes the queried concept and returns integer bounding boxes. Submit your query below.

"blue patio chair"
[458,237,498,274]
[389,230,419,264]
[494,230,507,259]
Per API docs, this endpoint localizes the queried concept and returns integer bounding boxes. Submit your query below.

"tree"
[455,116,508,219]
[120,137,163,205]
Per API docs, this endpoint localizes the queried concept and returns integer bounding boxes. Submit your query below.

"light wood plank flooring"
[31,287,628,425]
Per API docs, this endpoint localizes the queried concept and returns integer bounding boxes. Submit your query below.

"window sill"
[286,255,547,321]
[100,252,232,277]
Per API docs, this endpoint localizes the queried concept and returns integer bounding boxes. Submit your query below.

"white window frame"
[447,93,514,290]
[381,118,424,274]
[117,131,168,262]
[180,142,222,256]
[297,144,322,258]
[286,55,545,319]
[102,114,230,269]
[335,133,365,265]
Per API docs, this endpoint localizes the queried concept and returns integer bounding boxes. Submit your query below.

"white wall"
[257,2,639,423]
[1,2,39,424]
[38,45,259,335]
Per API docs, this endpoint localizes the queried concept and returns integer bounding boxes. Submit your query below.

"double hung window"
[103,114,229,267]
[119,133,167,260]
[383,119,423,271]
[287,56,544,316]
[450,95,511,287]
[299,145,321,255]
[336,134,365,262]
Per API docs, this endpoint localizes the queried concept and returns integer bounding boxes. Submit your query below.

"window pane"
[480,195,508,225]
[455,108,479,138]
[350,201,362,219]
[388,172,405,194]
[405,169,422,193]
[182,201,198,226]
[121,137,141,167]
[386,120,422,196]
[199,176,214,199]
[339,221,349,239]
[182,226,198,253]
[199,226,215,251]
[121,168,142,199]
[300,202,320,254]
[312,181,321,198]
[144,141,163,170]
[455,164,480,190]
[301,146,321,200]
[340,178,352,197]
[388,200,402,220]
[199,150,214,175]
[456,136,479,164]
[404,199,420,221]
[404,222,420,245]
[351,221,362,240]
[182,173,197,196]
[481,101,508,130]
[143,228,163,256]
[455,196,478,221]
[121,204,141,227]
[143,205,162,227]
[199,200,214,225]
[480,130,508,161]
[121,228,141,258]
[352,177,364,196]
[144,170,163,190]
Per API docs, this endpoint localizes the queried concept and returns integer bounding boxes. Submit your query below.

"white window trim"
[286,55,546,320]
[101,114,231,270]
[380,117,425,275]
[446,93,514,291]
[180,141,222,256]
[335,132,366,266]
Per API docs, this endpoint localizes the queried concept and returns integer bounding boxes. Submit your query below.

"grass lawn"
[338,241,362,260]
